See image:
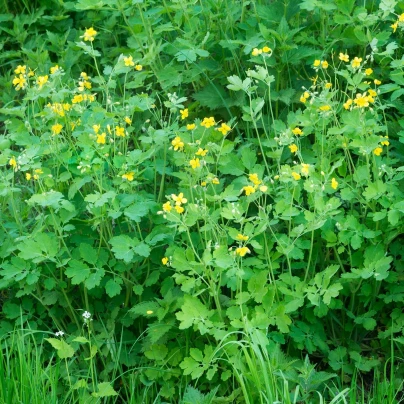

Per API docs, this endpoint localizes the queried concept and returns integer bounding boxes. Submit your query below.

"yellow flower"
[187,123,196,130]
[51,123,63,135]
[115,126,125,137]
[311,75,318,86]
[343,99,353,110]
[96,133,106,144]
[37,75,48,89]
[331,178,338,190]
[12,75,27,90]
[391,21,398,32]
[252,48,262,56]
[301,163,310,176]
[162,201,172,212]
[195,148,208,156]
[319,105,331,111]
[189,157,201,169]
[374,79,381,85]
[380,136,389,146]
[25,173,32,180]
[50,65,60,74]
[83,27,97,42]
[365,68,373,76]
[171,193,187,205]
[313,59,321,67]
[122,172,135,181]
[180,109,188,120]
[300,91,310,103]
[146,310,154,315]
[339,53,349,62]
[291,172,301,181]
[292,127,303,136]
[135,65,143,71]
[28,69,35,77]
[124,56,135,67]
[124,116,132,124]
[201,117,216,128]
[321,60,329,69]
[93,124,100,133]
[9,157,17,170]
[171,136,184,151]
[325,82,332,89]
[34,168,43,174]
[235,246,250,257]
[243,185,256,196]
[399,13,404,22]
[259,185,268,192]
[217,123,231,135]
[14,65,26,75]
[262,46,271,53]
[300,95,307,103]
[201,181,207,187]
[368,89,377,97]
[175,205,184,214]
[353,93,369,108]
[72,94,84,103]
[237,234,249,241]
[351,57,362,68]
[373,147,383,156]
[212,177,220,184]
[289,144,298,154]
[33,174,39,180]
[249,173,261,185]
[162,257,169,265]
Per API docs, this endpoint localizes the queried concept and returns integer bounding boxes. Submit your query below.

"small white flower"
[82,311,92,320]
[55,330,64,337]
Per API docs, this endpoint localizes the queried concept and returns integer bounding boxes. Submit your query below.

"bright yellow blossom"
[122,172,134,181]
[292,172,301,181]
[391,21,398,32]
[9,157,17,170]
[289,144,298,154]
[146,310,154,315]
[37,75,48,89]
[171,136,184,151]
[373,147,383,156]
[237,234,249,241]
[201,117,216,128]
[25,173,32,180]
[124,56,135,67]
[180,109,188,120]
[380,136,389,146]
[187,123,196,130]
[243,185,256,196]
[171,193,187,205]
[343,99,353,110]
[368,89,377,97]
[301,163,310,176]
[321,60,329,69]
[124,116,132,124]
[313,59,321,67]
[319,105,331,111]
[135,65,143,71]
[325,82,332,89]
[235,246,250,257]
[50,65,60,74]
[365,68,373,76]
[12,75,27,90]
[217,123,231,135]
[72,94,84,103]
[34,168,43,175]
[354,93,369,108]
[83,27,97,42]
[189,157,201,169]
[195,148,208,157]
[374,79,381,85]
[115,126,125,137]
[93,124,100,133]
[399,13,404,22]
[252,48,262,56]
[339,53,349,62]
[14,65,26,75]
[262,46,271,53]
[292,127,303,136]
[162,201,172,212]
[331,178,338,190]
[249,173,261,185]
[212,177,220,184]
[51,123,63,135]
[175,205,184,214]
[96,133,106,144]
[162,257,169,265]
[351,57,362,68]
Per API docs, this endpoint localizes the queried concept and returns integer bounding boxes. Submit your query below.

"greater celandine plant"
[1,3,404,401]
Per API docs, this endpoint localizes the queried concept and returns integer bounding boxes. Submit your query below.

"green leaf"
[65,260,90,284]
[105,278,123,297]
[91,382,118,398]
[79,243,98,265]
[176,295,214,334]
[144,344,168,361]
[109,235,138,263]
[45,338,74,359]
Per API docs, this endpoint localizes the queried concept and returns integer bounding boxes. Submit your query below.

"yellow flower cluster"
[391,13,404,32]
[78,72,91,92]
[235,246,250,257]
[72,93,96,103]
[36,75,48,89]
[373,136,389,156]
[242,173,268,195]
[344,90,377,110]
[51,123,63,136]
[252,46,272,56]
[313,60,329,69]
[25,168,43,180]
[201,117,216,128]
[162,193,187,214]
[171,136,184,151]
[47,102,71,117]
[300,91,310,103]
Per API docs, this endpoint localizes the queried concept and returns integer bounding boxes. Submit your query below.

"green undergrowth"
[1,0,404,402]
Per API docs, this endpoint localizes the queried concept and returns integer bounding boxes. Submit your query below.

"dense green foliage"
[1,0,404,402]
